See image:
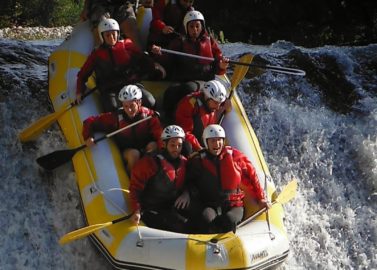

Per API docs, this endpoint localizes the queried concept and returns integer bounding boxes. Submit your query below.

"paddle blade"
[230,53,254,90]
[19,106,69,143]
[36,147,80,170]
[59,222,113,245]
[276,179,298,204]
[237,179,297,229]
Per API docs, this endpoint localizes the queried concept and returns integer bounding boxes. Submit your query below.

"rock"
[0,26,73,40]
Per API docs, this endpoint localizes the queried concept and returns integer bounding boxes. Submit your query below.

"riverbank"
[0,26,73,40]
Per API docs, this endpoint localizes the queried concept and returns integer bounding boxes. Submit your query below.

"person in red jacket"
[129,125,191,233]
[187,124,271,233]
[174,80,231,154]
[151,10,229,118]
[76,18,165,112]
[147,0,194,49]
[82,84,163,173]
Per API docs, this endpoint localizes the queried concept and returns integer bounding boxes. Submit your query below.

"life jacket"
[140,154,187,210]
[113,107,155,150]
[193,147,245,208]
[94,40,145,90]
[171,34,216,81]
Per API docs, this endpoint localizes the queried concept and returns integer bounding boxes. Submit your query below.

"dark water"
[0,38,376,269]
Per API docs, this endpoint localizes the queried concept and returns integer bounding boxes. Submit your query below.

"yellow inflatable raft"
[46,7,291,270]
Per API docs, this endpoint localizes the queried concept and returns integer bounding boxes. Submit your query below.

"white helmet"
[161,125,185,141]
[183,10,205,33]
[118,85,142,102]
[98,18,120,43]
[202,80,227,103]
[202,124,226,148]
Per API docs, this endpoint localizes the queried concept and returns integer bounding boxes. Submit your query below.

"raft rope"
[134,231,274,246]
[264,175,275,240]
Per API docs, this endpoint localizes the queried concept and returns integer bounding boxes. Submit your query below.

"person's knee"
[123,148,141,171]
[202,207,217,223]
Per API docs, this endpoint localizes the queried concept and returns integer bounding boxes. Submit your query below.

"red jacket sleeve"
[175,96,202,151]
[129,156,159,211]
[82,112,118,140]
[233,149,266,201]
[76,49,97,95]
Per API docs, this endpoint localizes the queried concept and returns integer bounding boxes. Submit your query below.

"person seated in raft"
[129,125,192,233]
[174,80,231,155]
[79,0,146,48]
[82,84,163,173]
[76,18,166,112]
[186,124,271,233]
[150,10,229,118]
[147,0,194,50]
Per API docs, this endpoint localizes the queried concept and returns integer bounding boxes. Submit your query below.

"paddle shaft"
[160,48,306,76]
[57,87,98,116]
[237,179,297,229]
[59,212,134,245]
[19,87,98,143]
[94,115,153,144]
[236,201,277,229]
[36,115,153,170]
[110,213,134,225]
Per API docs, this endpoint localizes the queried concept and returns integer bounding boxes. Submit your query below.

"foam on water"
[221,44,377,269]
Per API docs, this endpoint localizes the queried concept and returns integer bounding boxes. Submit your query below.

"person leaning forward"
[82,85,163,173]
[129,125,191,233]
[186,124,271,234]
[151,11,229,119]
[76,18,166,112]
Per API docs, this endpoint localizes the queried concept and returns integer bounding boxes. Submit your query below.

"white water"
[0,38,376,269]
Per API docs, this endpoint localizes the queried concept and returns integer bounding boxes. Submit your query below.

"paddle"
[59,212,134,245]
[36,115,153,170]
[219,53,254,124]
[19,87,97,143]
[160,48,306,76]
[237,179,297,229]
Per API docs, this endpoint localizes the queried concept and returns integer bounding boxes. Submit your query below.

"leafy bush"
[0,0,83,27]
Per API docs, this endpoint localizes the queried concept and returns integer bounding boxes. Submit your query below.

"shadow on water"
[288,49,360,114]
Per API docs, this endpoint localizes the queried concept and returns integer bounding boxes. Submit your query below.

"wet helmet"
[183,10,205,34]
[118,85,142,102]
[202,80,227,103]
[202,124,226,148]
[98,18,120,43]
[161,125,185,141]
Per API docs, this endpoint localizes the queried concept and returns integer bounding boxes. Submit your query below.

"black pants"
[201,206,244,233]
[162,81,200,121]
[141,208,189,233]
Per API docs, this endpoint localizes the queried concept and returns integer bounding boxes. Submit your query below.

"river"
[0,38,376,269]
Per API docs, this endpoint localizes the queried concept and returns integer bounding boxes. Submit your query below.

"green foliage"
[0,0,83,27]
